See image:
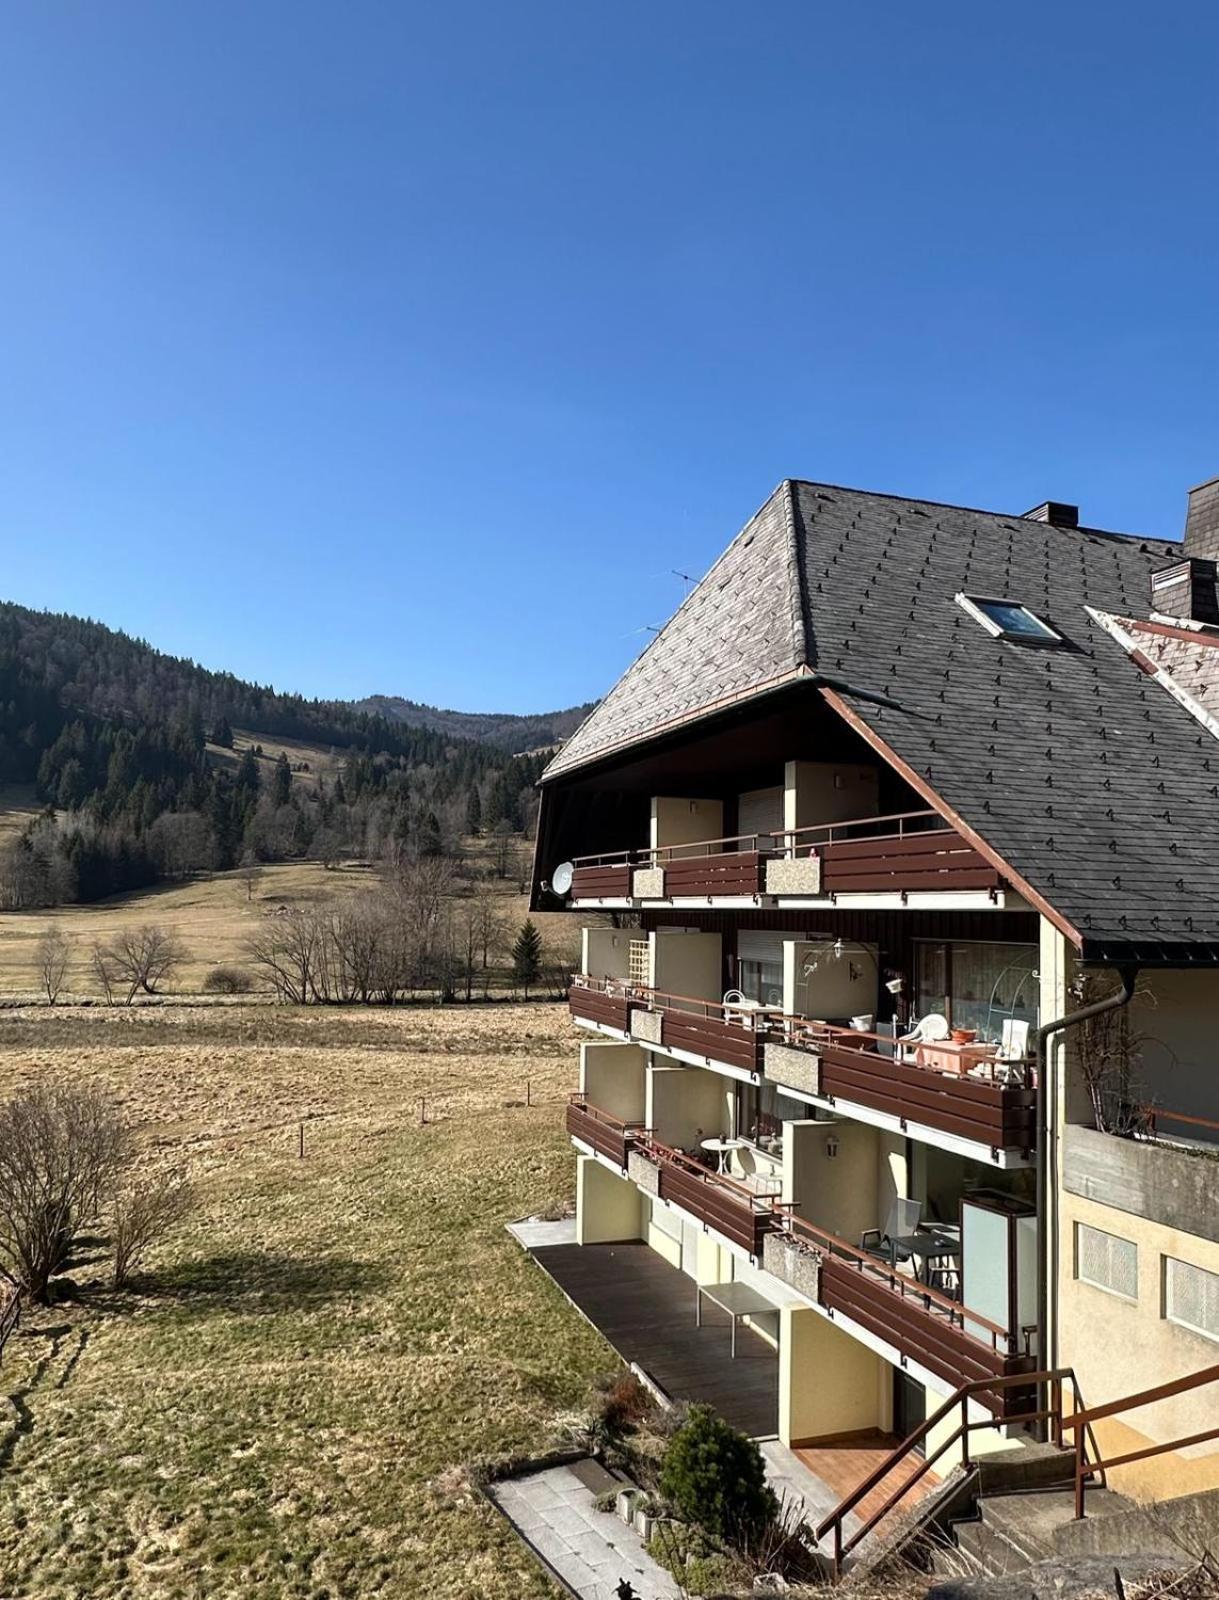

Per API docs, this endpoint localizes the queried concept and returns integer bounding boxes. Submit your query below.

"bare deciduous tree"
[98,925,189,1005]
[35,927,72,1004]
[244,908,324,1003]
[0,1081,130,1302]
[112,1172,194,1288]
[238,853,265,904]
[91,941,120,1006]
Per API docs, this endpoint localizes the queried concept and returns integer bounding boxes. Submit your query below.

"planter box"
[765,855,822,896]
[763,1231,822,1302]
[764,1041,820,1098]
[628,1150,660,1197]
[632,866,665,899]
[629,1007,663,1046]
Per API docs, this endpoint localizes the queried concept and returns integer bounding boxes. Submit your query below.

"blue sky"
[2,3,1217,712]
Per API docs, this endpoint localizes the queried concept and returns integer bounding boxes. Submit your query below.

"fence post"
[419,1097,426,1126]
[298,1121,304,1159]
[526,1078,531,1107]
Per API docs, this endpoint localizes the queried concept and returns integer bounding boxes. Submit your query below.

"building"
[530,476,1219,1519]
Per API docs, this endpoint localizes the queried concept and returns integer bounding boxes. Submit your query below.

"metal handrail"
[1060,1360,1219,1519]
[632,985,776,1030]
[644,831,780,864]
[814,1366,1086,1576]
[1141,1106,1219,1139]
[771,808,950,856]
[570,849,635,868]
[781,1211,1014,1345]
[566,1093,648,1134]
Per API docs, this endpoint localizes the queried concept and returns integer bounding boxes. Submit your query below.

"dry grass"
[0,785,39,846]
[0,861,576,998]
[0,1000,604,1598]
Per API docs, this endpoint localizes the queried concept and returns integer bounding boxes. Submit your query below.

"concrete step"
[948,1485,1138,1580]
[974,1442,1076,1496]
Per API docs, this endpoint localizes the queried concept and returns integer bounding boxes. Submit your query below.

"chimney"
[1150,558,1219,625]
[1023,501,1079,527]
[1184,474,1219,562]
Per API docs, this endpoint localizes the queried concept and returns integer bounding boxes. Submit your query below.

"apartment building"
[531,476,1219,1507]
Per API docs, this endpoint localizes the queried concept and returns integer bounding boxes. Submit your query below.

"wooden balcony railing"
[635,1135,786,1256]
[570,849,634,900]
[774,809,1003,895]
[568,975,631,1032]
[775,1020,1036,1153]
[565,1094,647,1169]
[777,1214,1034,1418]
[635,988,767,1074]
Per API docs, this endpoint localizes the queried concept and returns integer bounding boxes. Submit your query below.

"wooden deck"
[794,1431,939,1525]
[530,1241,779,1438]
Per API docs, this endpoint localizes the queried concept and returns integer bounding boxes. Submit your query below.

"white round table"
[700,1136,746,1175]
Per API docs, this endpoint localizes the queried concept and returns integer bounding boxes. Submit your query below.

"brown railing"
[568,975,631,1032]
[776,1213,1034,1418]
[570,849,635,900]
[634,987,768,1074]
[774,809,1003,896]
[1140,1106,1219,1143]
[566,1094,647,1169]
[569,832,780,899]
[636,1135,785,1256]
[815,1367,1089,1577]
[775,1020,1036,1153]
[1062,1360,1219,1520]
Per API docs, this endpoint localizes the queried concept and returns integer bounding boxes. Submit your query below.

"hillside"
[354,695,592,751]
[0,600,552,907]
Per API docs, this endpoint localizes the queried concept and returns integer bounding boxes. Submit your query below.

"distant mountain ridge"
[353,695,594,750]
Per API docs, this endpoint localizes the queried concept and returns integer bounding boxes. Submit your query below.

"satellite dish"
[550,861,574,896]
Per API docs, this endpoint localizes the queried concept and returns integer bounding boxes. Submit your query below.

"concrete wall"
[580,1041,646,1123]
[646,1195,683,1268]
[576,1155,645,1245]
[647,1063,731,1151]
[785,1120,880,1245]
[784,760,880,832]
[785,939,879,1024]
[582,927,632,982]
[780,1304,886,1445]
[651,796,723,853]
[1064,1122,1219,1245]
[652,929,722,1003]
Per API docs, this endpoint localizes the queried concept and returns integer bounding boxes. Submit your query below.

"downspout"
[1034,962,1139,1403]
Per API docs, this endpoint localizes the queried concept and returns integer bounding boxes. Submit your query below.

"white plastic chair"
[998,1018,1030,1060]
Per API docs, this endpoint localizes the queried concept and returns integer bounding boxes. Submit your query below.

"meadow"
[0,1000,603,1599]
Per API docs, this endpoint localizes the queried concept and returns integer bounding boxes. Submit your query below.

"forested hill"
[0,600,554,907]
[354,695,593,750]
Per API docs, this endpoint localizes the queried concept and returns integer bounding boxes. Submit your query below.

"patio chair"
[897,1012,950,1058]
[860,1196,923,1270]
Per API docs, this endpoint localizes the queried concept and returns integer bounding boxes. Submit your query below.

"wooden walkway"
[794,1431,939,1524]
[531,1241,779,1438]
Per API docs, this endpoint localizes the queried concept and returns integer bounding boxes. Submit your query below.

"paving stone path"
[491,1461,681,1600]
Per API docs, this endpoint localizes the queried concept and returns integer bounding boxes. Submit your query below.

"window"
[914,940,1039,1047]
[1164,1257,1219,1342]
[736,1080,809,1141]
[956,593,1064,645]
[1075,1222,1138,1301]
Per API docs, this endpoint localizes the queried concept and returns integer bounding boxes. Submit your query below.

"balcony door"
[737,786,783,850]
[736,931,784,1008]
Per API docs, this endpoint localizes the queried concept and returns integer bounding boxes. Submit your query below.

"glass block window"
[628,940,650,988]
[1164,1257,1219,1342]
[1075,1222,1138,1301]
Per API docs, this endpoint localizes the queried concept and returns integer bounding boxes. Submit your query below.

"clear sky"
[2,3,1217,712]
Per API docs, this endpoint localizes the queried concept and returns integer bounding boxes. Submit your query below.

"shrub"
[595,1370,655,1435]
[658,1403,777,1548]
[112,1172,194,1287]
[203,965,254,995]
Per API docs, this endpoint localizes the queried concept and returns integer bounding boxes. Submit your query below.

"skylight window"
[956,593,1064,645]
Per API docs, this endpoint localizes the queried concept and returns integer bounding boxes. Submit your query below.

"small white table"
[696,1280,781,1358]
[699,1136,746,1175]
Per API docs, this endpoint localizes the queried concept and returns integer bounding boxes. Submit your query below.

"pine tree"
[271,752,292,807]
[211,716,234,749]
[511,919,543,1000]
[465,786,482,835]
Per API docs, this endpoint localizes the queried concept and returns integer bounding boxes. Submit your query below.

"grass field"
[0,1000,603,1599]
[0,860,578,998]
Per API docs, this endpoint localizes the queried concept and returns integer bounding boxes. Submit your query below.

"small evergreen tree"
[511,919,543,999]
[271,752,292,807]
[211,716,234,749]
[465,785,482,836]
[659,1404,777,1548]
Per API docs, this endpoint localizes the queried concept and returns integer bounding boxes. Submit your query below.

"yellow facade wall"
[780,1304,885,1445]
[576,1156,645,1245]
[651,796,723,852]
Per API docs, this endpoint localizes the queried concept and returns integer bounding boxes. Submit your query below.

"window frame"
[955,592,1065,646]
[1074,1221,1139,1303]
[1163,1255,1219,1344]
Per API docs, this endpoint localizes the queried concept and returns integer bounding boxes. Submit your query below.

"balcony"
[568,974,631,1033]
[780,810,1003,897]
[764,1217,1035,1420]
[632,989,767,1075]
[567,810,1005,907]
[766,1021,1036,1158]
[628,1137,784,1256]
[566,1094,646,1169]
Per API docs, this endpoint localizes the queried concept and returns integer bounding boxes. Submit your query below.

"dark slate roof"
[544,480,1219,958]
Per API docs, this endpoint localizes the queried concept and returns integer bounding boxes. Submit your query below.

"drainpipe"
[1034,962,1138,1410]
